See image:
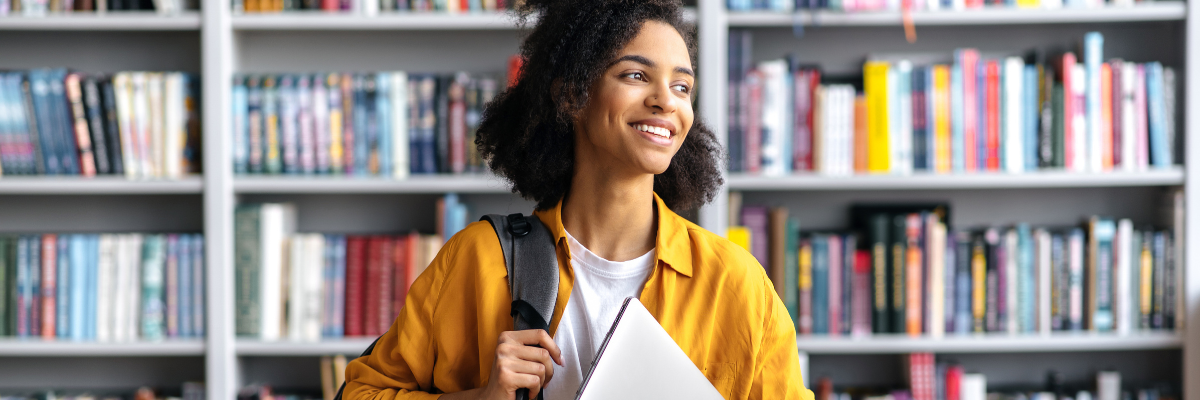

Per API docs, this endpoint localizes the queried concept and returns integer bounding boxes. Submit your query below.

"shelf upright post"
[203,1,237,400]
[698,0,730,235]
[1185,0,1200,396]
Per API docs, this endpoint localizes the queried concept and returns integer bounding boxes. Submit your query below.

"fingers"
[509,344,556,386]
[496,357,549,398]
[499,330,563,366]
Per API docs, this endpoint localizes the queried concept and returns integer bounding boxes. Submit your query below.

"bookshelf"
[1,0,1196,399]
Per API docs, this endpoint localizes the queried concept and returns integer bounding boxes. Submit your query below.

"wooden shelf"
[0,11,201,30]
[727,2,1186,27]
[727,167,1184,191]
[234,175,512,194]
[235,338,376,356]
[0,176,203,194]
[0,339,205,356]
[796,331,1182,353]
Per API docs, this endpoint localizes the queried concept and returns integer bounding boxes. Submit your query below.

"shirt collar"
[535,192,694,278]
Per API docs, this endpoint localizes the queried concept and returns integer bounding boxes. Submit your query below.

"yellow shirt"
[345,193,814,400]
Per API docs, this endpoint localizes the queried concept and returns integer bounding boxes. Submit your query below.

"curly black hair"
[475,0,724,212]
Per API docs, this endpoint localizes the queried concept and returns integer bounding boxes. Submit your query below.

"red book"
[958,50,979,172]
[985,60,1000,171]
[945,364,963,400]
[343,236,367,337]
[392,235,409,315]
[744,69,764,174]
[41,234,56,339]
[793,69,818,171]
[827,234,842,336]
[907,353,936,400]
[320,0,337,11]
[448,77,466,174]
[851,250,872,336]
[376,237,395,334]
[1059,53,1077,169]
[363,237,387,337]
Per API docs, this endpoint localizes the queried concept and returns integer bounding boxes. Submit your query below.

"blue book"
[1091,218,1116,331]
[910,66,927,171]
[48,69,80,175]
[419,75,438,174]
[142,235,166,340]
[333,234,346,338]
[951,66,964,172]
[232,76,249,174]
[57,234,70,338]
[944,231,956,333]
[811,234,829,335]
[354,75,371,176]
[1024,66,1039,171]
[1017,224,1035,333]
[322,234,335,337]
[1146,62,1170,168]
[262,76,281,174]
[70,235,87,340]
[377,73,393,177]
[29,236,40,337]
[85,235,98,340]
[29,70,60,175]
[191,234,205,338]
[1084,32,1103,172]
[279,75,299,175]
[15,237,30,337]
[953,231,972,335]
[179,235,193,338]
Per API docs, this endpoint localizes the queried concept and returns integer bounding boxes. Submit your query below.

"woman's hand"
[477,329,564,400]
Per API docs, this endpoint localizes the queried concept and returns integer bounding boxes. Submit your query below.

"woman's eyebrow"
[611,54,695,77]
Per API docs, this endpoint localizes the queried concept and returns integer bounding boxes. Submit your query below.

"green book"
[869,214,890,334]
[141,235,167,340]
[784,219,800,327]
[891,214,907,334]
[235,204,264,337]
[1051,84,1065,168]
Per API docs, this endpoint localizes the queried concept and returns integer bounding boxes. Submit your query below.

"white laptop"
[574,297,725,400]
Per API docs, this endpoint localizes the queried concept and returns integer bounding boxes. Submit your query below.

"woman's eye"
[672,84,690,93]
[624,72,645,81]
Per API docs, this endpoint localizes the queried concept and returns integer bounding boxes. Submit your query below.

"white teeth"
[634,124,670,138]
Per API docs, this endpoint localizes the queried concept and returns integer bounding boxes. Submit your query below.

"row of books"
[233,196,471,341]
[0,233,205,341]
[1,383,205,400]
[231,72,499,177]
[727,30,1177,176]
[727,0,1147,12]
[0,70,202,178]
[0,0,195,15]
[233,0,512,14]
[825,355,1172,400]
[729,190,1182,336]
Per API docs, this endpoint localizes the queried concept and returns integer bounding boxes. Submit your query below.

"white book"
[1120,63,1137,172]
[164,73,184,179]
[391,71,410,179]
[1097,371,1121,400]
[260,204,297,341]
[112,234,130,342]
[758,60,790,177]
[1004,57,1025,173]
[113,73,139,179]
[1163,67,1176,169]
[839,86,856,176]
[312,75,331,173]
[833,86,850,176]
[297,75,315,174]
[303,234,325,342]
[1116,219,1133,335]
[894,61,913,176]
[1041,0,1062,9]
[1005,229,1019,335]
[1084,33,1103,173]
[287,235,304,341]
[952,0,965,10]
[1071,65,1088,173]
[361,0,378,15]
[1036,229,1052,335]
[147,73,166,179]
[127,234,145,341]
[96,234,116,342]
[926,0,940,11]
[132,72,154,178]
[927,219,946,338]
[961,374,987,400]
[1134,65,1149,170]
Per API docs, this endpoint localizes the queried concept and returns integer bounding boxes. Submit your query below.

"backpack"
[332,213,560,400]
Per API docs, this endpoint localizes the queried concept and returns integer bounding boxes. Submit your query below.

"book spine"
[1085,32,1104,172]
[1071,64,1088,173]
[234,206,262,337]
[16,237,29,337]
[178,234,192,338]
[864,62,890,173]
[957,50,979,172]
[827,234,842,336]
[933,65,951,173]
[51,70,81,175]
[1146,62,1168,168]
[813,235,829,334]
[392,235,409,322]
[891,63,910,175]
[852,249,872,336]
[376,73,392,176]
[142,235,166,340]
[1100,63,1113,171]
[82,77,111,175]
[1068,228,1085,331]
[984,60,1000,171]
[40,234,55,338]
[798,237,813,334]
[448,73,467,174]
[56,235,69,339]
[192,234,205,337]
[953,231,971,334]
[870,214,889,333]
[904,214,923,336]
[65,73,96,177]
[341,73,357,175]
[793,69,813,172]
[745,70,764,174]
[298,75,316,174]
[344,236,366,337]
[842,233,856,335]
[890,214,907,333]
[911,66,928,172]
[166,234,180,338]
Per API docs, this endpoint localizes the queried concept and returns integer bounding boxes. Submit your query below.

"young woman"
[344,0,812,399]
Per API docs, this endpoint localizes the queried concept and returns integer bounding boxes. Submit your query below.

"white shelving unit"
[2,0,1197,399]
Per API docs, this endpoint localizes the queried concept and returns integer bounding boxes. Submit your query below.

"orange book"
[905,214,924,336]
[854,94,869,173]
[1100,63,1114,171]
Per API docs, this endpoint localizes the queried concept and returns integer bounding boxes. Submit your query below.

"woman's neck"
[561,167,657,262]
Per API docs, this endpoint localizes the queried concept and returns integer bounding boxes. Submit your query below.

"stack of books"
[727,0,1149,12]
[1,383,206,400]
[234,194,468,341]
[0,233,206,341]
[231,72,500,178]
[727,31,1177,176]
[728,188,1182,337]
[0,0,196,15]
[232,0,514,15]
[0,70,202,179]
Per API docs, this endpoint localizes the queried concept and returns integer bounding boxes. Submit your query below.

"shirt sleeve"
[748,275,816,400]
[343,243,449,400]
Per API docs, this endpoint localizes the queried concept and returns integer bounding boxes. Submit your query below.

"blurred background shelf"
[0,11,202,30]
[727,167,1184,191]
[234,175,512,194]
[726,2,1186,27]
[0,339,205,356]
[0,176,204,194]
[236,338,377,356]
[795,332,1182,354]
[230,7,696,30]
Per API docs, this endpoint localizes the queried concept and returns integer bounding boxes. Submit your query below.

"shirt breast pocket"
[702,362,738,397]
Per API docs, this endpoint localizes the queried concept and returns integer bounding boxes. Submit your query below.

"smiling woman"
[342,1,813,399]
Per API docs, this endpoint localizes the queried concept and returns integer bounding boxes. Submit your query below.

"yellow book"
[328,73,345,173]
[1016,0,1039,8]
[864,62,890,173]
[932,65,952,173]
[1140,237,1153,327]
[727,226,752,253]
[972,238,987,332]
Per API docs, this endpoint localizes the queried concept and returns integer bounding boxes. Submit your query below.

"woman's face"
[575,20,695,176]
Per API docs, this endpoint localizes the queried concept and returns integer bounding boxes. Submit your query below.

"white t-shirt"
[540,230,657,400]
